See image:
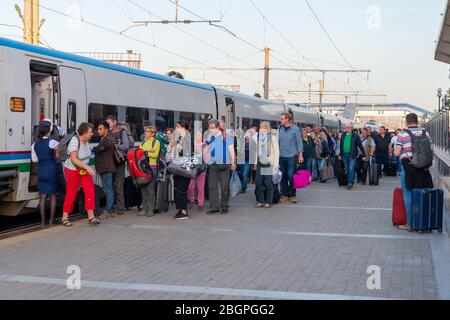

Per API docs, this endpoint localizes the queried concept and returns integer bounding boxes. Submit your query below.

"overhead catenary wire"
[20,0,270,90]
[304,0,375,93]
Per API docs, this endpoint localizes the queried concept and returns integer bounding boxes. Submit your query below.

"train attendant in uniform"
[31,120,60,226]
[61,123,100,227]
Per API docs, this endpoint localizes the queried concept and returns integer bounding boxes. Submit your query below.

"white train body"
[0,37,361,215]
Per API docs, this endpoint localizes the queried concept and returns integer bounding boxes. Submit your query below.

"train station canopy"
[435,0,450,64]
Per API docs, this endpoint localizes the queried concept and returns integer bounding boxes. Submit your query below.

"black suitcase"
[369,159,379,186]
[337,160,347,186]
[384,160,397,177]
[155,175,170,212]
[411,189,444,233]
[124,176,142,209]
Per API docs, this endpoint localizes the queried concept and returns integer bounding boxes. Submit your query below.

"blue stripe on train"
[0,37,214,92]
[0,154,31,161]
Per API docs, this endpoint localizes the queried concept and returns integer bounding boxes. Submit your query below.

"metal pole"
[24,0,33,44]
[32,0,39,45]
[264,47,270,100]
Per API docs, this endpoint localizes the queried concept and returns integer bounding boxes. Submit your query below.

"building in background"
[72,51,142,69]
[292,103,435,129]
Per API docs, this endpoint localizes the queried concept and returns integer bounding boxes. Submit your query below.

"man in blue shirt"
[205,119,237,215]
[278,113,304,203]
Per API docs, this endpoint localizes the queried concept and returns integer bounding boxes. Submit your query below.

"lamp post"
[437,88,443,113]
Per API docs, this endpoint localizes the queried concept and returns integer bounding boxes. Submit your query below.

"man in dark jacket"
[93,121,116,219]
[339,123,366,190]
[373,126,391,178]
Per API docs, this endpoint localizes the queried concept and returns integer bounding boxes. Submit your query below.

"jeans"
[375,152,388,177]
[280,156,297,198]
[303,156,314,172]
[113,162,126,211]
[399,165,412,225]
[312,158,326,180]
[342,155,357,186]
[100,172,115,214]
[238,163,251,191]
[255,164,273,205]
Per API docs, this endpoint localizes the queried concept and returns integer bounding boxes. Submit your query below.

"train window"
[242,118,251,131]
[126,107,149,142]
[180,112,195,130]
[252,119,260,128]
[199,113,213,132]
[10,97,25,112]
[156,110,175,131]
[67,102,77,134]
[88,103,118,128]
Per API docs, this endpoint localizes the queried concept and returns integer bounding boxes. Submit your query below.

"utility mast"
[15,0,45,45]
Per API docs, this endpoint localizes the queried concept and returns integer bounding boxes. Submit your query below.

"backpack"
[156,131,168,157]
[56,132,79,163]
[404,129,433,169]
[127,148,153,186]
[117,122,136,150]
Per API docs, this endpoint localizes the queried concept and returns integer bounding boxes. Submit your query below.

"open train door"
[59,66,87,135]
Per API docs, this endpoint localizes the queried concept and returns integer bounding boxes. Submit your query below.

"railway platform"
[0,176,449,300]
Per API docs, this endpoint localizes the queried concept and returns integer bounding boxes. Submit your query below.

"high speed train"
[0,36,362,216]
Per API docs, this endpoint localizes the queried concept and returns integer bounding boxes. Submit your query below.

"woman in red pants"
[61,122,100,227]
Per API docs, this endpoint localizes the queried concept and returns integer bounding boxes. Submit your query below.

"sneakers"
[280,197,289,204]
[255,203,264,208]
[207,209,221,215]
[145,212,155,217]
[264,204,272,209]
[98,212,111,220]
[221,208,229,214]
[346,185,353,190]
[399,224,411,231]
[289,197,298,204]
[174,211,189,220]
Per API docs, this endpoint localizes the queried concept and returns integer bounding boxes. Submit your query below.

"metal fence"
[425,110,449,152]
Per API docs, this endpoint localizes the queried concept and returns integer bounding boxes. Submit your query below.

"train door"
[225,97,236,130]
[59,66,87,135]
[28,61,59,192]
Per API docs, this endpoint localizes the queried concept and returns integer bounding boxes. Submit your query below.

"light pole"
[437,88,443,113]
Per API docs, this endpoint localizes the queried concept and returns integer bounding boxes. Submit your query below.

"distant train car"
[0,37,362,216]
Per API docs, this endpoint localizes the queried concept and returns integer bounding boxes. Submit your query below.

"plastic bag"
[272,169,282,185]
[230,170,241,198]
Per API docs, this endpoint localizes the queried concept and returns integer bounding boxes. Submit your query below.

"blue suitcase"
[411,189,444,233]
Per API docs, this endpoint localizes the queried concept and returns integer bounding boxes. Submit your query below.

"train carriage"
[0,36,362,216]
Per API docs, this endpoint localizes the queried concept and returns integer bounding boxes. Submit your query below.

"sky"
[0,0,448,111]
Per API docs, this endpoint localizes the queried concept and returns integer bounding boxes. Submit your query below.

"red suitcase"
[392,188,407,226]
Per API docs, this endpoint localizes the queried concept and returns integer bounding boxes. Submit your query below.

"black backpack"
[404,129,433,169]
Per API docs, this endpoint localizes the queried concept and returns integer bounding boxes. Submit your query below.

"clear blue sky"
[0,0,447,110]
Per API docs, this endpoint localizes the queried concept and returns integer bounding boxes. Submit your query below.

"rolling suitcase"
[155,174,170,213]
[336,159,347,186]
[411,189,444,233]
[369,158,379,186]
[392,188,407,226]
[124,176,142,209]
[384,159,397,177]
